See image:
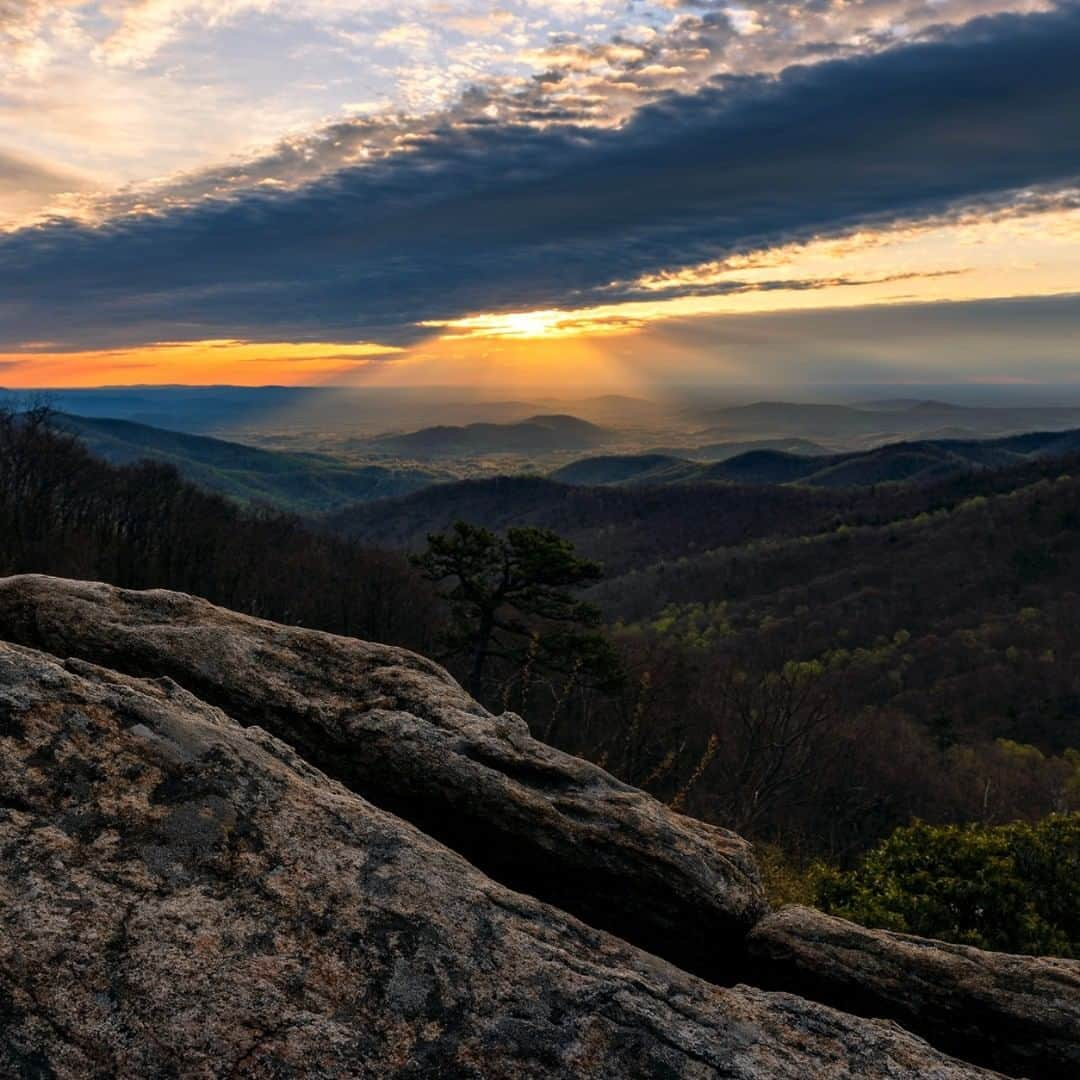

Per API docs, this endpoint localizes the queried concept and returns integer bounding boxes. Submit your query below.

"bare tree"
[674,657,842,834]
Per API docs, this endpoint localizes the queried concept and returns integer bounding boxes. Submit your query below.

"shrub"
[815,813,1080,956]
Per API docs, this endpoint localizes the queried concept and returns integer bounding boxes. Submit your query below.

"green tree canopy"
[815,813,1080,956]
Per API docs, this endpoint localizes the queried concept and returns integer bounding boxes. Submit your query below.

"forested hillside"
[327,474,861,573]
[0,408,436,651]
[585,468,1080,860]
[4,406,1079,889]
[552,428,1080,489]
[58,413,442,511]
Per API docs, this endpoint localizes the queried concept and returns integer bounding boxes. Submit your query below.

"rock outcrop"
[4,574,1079,1078]
[0,642,992,1078]
[0,575,766,981]
[749,906,1080,1079]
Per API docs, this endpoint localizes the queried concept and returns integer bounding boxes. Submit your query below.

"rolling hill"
[326,474,863,574]
[687,399,1080,445]
[684,437,830,460]
[552,429,1080,489]
[549,454,697,486]
[369,414,610,457]
[550,440,830,485]
[329,430,1080,577]
[58,413,443,512]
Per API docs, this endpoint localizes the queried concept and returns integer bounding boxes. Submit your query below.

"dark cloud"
[1,2,1079,350]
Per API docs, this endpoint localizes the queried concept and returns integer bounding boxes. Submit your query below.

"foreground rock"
[0,643,993,1078]
[749,906,1080,1079]
[0,574,765,981]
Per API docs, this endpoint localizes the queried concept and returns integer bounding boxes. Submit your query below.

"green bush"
[815,814,1080,956]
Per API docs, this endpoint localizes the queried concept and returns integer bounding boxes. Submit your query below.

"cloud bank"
[1,2,1078,351]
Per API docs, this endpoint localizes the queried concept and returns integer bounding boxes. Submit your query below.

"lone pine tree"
[413,521,622,700]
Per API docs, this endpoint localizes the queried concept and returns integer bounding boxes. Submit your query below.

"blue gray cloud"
[1,1,1079,350]
[645,293,1080,386]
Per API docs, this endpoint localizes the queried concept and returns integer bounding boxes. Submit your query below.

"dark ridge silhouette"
[325,473,861,573]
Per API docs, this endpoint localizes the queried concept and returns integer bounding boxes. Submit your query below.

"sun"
[421,309,578,340]
[420,307,646,341]
[485,310,569,339]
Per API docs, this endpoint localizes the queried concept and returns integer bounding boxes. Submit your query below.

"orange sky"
[0,340,403,389]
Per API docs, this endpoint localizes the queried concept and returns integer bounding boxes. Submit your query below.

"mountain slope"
[594,462,1080,752]
[553,429,1080,490]
[370,413,610,456]
[58,413,443,512]
[690,399,1080,443]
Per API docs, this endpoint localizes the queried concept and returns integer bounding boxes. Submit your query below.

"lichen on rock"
[0,641,994,1078]
[0,573,766,982]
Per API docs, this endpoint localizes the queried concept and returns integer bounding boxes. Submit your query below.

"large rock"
[748,905,1080,1079]
[0,642,993,1078]
[0,574,765,982]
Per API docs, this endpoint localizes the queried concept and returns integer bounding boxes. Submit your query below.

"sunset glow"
[0,340,402,390]
[1,2,1077,389]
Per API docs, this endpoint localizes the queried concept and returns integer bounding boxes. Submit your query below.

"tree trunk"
[468,610,495,698]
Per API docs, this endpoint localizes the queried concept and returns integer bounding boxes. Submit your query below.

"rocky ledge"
[749,906,1080,1079]
[0,641,990,1078]
[0,575,1077,1078]
[0,574,763,982]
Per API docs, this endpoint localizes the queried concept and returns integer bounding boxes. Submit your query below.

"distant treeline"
[0,407,437,653]
[327,450,1080,575]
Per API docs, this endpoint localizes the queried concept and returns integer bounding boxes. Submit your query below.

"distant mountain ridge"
[552,428,1080,489]
[329,430,1080,577]
[369,413,610,457]
[2,386,651,437]
[58,413,443,512]
[689,399,1080,443]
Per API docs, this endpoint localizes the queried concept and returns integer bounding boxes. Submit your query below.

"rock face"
[749,906,1080,1079]
[0,642,993,1079]
[0,575,765,983]
[4,574,1078,1079]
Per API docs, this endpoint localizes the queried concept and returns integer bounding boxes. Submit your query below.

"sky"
[1,0,1078,390]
